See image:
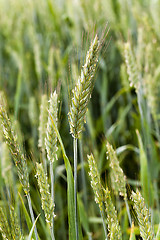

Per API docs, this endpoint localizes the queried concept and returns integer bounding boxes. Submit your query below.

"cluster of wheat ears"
[0,32,159,240]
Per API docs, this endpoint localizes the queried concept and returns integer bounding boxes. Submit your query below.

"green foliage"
[0,0,160,239]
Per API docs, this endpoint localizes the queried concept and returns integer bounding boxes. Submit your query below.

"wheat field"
[0,0,160,239]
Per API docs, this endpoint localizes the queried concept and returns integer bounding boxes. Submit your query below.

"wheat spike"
[68,35,100,139]
[10,206,23,240]
[131,190,154,240]
[45,91,58,163]
[106,142,127,199]
[124,42,140,91]
[0,142,13,186]
[0,107,29,194]
[103,187,122,240]
[0,207,12,240]
[87,153,103,211]
[36,163,55,227]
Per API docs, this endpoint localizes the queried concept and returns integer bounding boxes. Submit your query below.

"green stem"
[125,199,132,227]
[27,193,38,240]
[100,208,108,240]
[79,139,87,210]
[74,137,78,240]
[50,161,55,240]
[50,226,55,240]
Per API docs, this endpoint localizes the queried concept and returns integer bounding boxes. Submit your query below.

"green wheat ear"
[131,189,154,240]
[10,206,23,240]
[87,153,108,239]
[36,163,55,228]
[0,207,12,240]
[0,107,29,194]
[124,42,140,92]
[45,91,58,163]
[68,34,100,139]
[87,153,104,211]
[106,142,127,199]
[103,187,122,240]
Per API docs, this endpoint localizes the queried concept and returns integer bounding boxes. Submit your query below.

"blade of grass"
[136,130,153,206]
[18,193,32,235]
[49,112,83,240]
[28,214,40,240]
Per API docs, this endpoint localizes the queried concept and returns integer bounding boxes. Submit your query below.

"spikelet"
[38,94,48,151]
[68,35,100,139]
[36,163,55,227]
[87,154,103,211]
[0,207,12,240]
[45,91,58,163]
[124,42,140,92]
[10,206,23,240]
[103,187,122,240]
[0,107,29,194]
[131,190,154,240]
[106,142,127,199]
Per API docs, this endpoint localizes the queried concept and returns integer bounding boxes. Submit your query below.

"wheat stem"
[125,199,132,227]
[27,193,38,240]
[50,226,55,240]
[50,161,55,239]
[79,138,87,210]
[74,137,78,240]
[100,208,108,240]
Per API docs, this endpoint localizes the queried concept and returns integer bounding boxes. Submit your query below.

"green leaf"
[28,214,40,240]
[18,193,32,233]
[77,194,89,235]
[49,112,83,240]
[136,130,152,206]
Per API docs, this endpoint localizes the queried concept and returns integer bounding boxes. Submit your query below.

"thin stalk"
[155,119,160,146]
[74,137,78,240]
[125,199,132,227]
[27,193,38,240]
[50,226,55,240]
[100,208,108,240]
[50,161,55,240]
[78,139,87,210]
